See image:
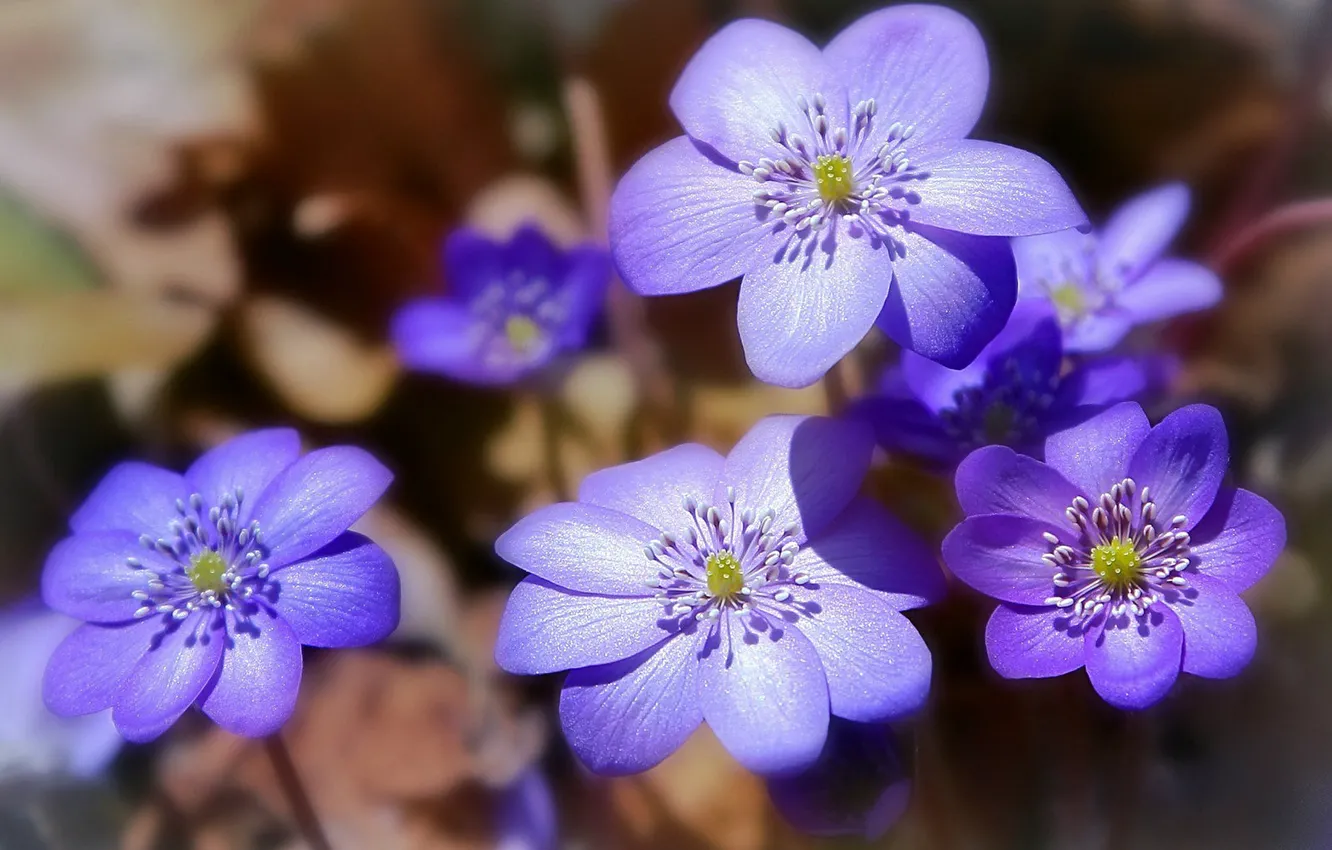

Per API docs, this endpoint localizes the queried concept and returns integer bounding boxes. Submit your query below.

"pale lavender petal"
[269,533,399,647]
[1044,402,1149,499]
[1062,311,1133,354]
[43,619,156,716]
[823,4,987,148]
[112,612,224,742]
[1126,404,1228,530]
[984,603,1087,678]
[610,137,772,297]
[495,502,658,595]
[559,628,705,775]
[1189,487,1285,592]
[875,226,1016,369]
[942,515,1062,605]
[954,446,1082,522]
[1084,606,1183,710]
[199,610,302,737]
[1171,574,1257,679]
[698,613,829,775]
[722,414,874,540]
[908,140,1086,237]
[737,228,889,388]
[70,461,189,535]
[391,298,491,380]
[578,443,724,534]
[852,395,957,467]
[1012,228,1095,296]
[43,532,179,624]
[1096,182,1190,280]
[795,584,931,722]
[185,429,301,522]
[1116,259,1222,323]
[249,446,393,568]
[669,19,828,163]
[495,578,669,675]
[792,497,945,611]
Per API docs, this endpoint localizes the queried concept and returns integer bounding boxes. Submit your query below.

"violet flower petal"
[1189,487,1286,593]
[954,445,1082,521]
[1044,401,1150,499]
[442,228,505,301]
[578,443,724,534]
[794,584,931,722]
[1083,606,1183,710]
[559,629,705,775]
[495,578,668,675]
[269,532,399,647]
[495,502,659,595]
[984,603,1087,679]
[199,610,302,737]
[1172,574,1257,679]
[248,446,393,569]
[1096,182,1190,281]
[822,4,987,148]
[852,395,958,467]
[875,226,1016,369]
[391,298,491,380]
[69,461,189,536]
[942,514,1066,605]
[697,614,829,775]
[43,619,156,716]
[1126,404,1228,530]
[496,769,558,850]
[112,612,224,742]
[1116,258,1222,324]
[1062,311,1134,354]
[908,139,1087,237]
[184,429,302,524]
[43,532,180,623]
[1054,356,1155,408]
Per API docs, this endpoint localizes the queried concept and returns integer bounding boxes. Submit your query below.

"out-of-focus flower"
[42,429,399,742]
[0,600,119,779]
[766,719,909,840]
[609,5,1085,387]
[496,768,558,850]
[393,225,610,386]
[494,415,943,775]
[855,300,1171,467]
[943,402,1285,709]
[1014,183,1222,352]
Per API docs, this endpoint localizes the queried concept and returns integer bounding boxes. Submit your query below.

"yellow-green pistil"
[504,315,542,353]
[1090,537,1142,593]
[187,550,229,595]
[705,551,744,601]
[1050,283,1088,318]
[814,154,854,205]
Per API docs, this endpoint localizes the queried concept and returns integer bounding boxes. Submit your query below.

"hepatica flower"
[1014,182,1222,352]
[494,415,943,775]
[609,5,1085,387]
[42,429,399,742]
[943,402,1285,709]
[856,300,1170,466]
[392,224,610,385]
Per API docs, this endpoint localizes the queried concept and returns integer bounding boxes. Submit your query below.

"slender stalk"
[264,734,332,850]
[537,394,571,501]
[1207,197,1332,274]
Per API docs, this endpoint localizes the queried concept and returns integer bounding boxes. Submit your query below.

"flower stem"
[1207,197,1332,274]
[264,733,332,850]
[538,394,571,502]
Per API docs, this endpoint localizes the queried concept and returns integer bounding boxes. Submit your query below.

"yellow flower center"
[187,550,229,594]
[1050,283,1088,318]
[504,315,542,353]
[1090,537,1142,592]
[705,551,744,601]
[814,154,855,205]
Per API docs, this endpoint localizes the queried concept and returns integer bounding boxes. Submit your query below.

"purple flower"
[42,429,399,742]
[0,600,120,778]
[1013,183,1223,352]
[608,5,1085,387]
[943,402,1285,709]
[494,415,943,775]
[496,769,557,850]
[855,300,1171,467]
[392,224,609,386]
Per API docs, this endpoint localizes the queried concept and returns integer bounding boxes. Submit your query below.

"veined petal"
[669,19,830,164]
[1084,606,1183,710]
[494,578,670,675]
[43,532,179,624]
[112,612,224,742]
[985,603,1087,679]
[876,226,1017,369]
[823,4,987,148]
[610,137,772,297]
[1115,259,1222,323]
[559,628,706,775]
[1188,487,1285,593]
[795,584,932,722]
[1171,574,1257,679]
[954,446,1082,522]
[737,227,890,388]
[44,619,157,716]
[269,533,399,648]
[199,609,303,738]
[1044,402,1149,499]
[70,461,189,536]
[908,140,1086,237]
[185,429,301,524]
[578,444,724,535]
[698,613,830,775]
[1096,182,1190,281]
[722,415,874,541]
[1126,404,1228,530]
[942,514,1062,605]
[495,502,659,595]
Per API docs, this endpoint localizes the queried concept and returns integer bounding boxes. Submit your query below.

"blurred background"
[0,0,1330,847]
